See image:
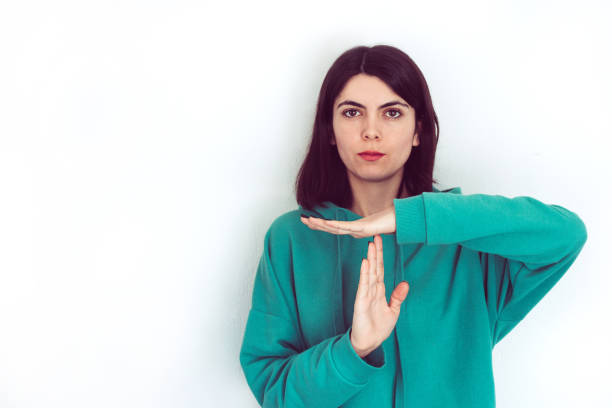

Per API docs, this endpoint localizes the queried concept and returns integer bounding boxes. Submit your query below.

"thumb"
[388,281,409,314]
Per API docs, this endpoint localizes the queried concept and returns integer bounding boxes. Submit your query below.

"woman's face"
[331,73,420,185]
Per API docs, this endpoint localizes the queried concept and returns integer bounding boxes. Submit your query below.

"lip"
[358,152,385,161]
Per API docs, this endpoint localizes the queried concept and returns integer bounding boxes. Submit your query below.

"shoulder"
[266,208,308,243]
[260,209,314,269]
[265,207,335,252]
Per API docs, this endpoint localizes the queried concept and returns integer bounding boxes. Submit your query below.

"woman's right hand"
[350,234,410,358]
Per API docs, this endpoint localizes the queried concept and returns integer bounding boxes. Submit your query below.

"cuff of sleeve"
[393,195,427,245]
[330,327,386,385]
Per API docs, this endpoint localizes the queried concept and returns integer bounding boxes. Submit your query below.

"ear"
[413,121,421,146]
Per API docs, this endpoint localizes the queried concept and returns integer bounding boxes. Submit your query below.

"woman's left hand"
[301,205,396,238]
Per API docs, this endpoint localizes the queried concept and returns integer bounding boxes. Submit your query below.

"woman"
[239,44,587,407]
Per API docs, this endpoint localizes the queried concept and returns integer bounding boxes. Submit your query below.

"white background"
[0,0,610,407]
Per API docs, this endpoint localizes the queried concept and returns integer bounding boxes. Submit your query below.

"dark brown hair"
[295,44,440,211]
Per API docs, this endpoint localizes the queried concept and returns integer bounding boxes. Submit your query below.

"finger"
[304,218,366,236]
[375,235,384,284]
[389,281,410,315]
[301,218,344,235]
[368,240,377,290]
[356,257,369,298]
[326,219,365,233]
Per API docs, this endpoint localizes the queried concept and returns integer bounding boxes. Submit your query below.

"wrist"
[350,333,375,358]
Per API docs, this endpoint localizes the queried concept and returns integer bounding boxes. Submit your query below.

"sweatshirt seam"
[250,307,295,324]
[262,226,300,328]
[330,345,369,387]
[421,194,428,244]
[330,329,382,386]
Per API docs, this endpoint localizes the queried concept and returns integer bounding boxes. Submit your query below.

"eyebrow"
[336,100,411,110]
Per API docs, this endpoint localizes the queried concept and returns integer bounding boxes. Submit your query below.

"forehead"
[336,74,405,104]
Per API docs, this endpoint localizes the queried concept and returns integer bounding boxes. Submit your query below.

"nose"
[362,127,380,140]
[362,116,381,140]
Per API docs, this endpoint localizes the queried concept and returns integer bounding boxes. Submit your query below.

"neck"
[347,170,408,217]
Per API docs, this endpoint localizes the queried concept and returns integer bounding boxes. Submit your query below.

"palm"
[352,285,400,344]
[349,234,409,356]
[300,205,396,238]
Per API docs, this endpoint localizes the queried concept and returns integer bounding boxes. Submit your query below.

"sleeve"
[393,192,588,346]
[239,221,387,407]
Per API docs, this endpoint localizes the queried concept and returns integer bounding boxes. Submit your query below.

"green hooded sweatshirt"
[239,186,587,407]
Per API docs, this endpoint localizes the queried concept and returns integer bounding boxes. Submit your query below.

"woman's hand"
[350,235,409,357]
[300,205,396,238]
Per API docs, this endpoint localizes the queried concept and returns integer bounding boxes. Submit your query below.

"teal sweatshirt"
[239,186,587,407]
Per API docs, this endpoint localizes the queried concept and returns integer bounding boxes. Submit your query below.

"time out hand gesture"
[300,205,396,238]
[350,235,409,357]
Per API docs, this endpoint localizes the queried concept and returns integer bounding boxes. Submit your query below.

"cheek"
[333,119,354,137]
[332,124,354,149]
[389,137,415,160]
[333,140,358,168]
[336,142,353,161]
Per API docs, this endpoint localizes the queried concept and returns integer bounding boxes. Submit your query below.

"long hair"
[295,44,440,211]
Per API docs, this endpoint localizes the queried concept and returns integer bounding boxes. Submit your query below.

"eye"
[342,108,360,118]
[385,109,402,119]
